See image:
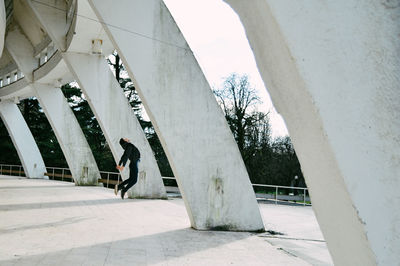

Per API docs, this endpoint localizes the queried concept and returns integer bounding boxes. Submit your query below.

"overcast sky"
[164,0,289,138]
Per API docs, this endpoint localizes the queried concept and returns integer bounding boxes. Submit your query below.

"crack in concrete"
[259,235,326,243]
[277,247,298,258]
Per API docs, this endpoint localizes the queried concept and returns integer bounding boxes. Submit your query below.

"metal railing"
[43,167,122,187]
[0,163,311,205]
[98,171,122,188]
[45,166,73,182]
[252,183,310,206]
[0,164,25,176]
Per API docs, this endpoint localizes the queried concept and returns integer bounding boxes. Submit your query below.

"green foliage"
[61,83,115,171]
[0,119,20,164]
[18,97,67,168]
[108,52,173,176]
[108,51,142,115]
[143,123,173,177]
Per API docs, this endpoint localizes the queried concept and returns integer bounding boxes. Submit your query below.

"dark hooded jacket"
[118,138,140,167]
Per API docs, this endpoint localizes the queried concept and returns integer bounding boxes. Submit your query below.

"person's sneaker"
[121,190,125,199]
[114,184,118,196]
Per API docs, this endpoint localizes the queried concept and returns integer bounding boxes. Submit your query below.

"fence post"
[107,172,109,188]
[275,187,278,204]
[52,168,55,180]
[10,165,12,176]
[303,188,306,206]
[62,168,64,181]
[1,164,3,175]
[19,165,21,177]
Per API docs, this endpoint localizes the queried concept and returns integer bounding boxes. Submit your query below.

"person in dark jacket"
[114,138,141,199]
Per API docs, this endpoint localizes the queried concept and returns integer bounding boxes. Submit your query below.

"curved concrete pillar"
[26,0,165,198]
[64,52,167,199]
[0,101,46,178]
[224,0,399,265]
[4,19,100,186]
[32,83,100,185]
[88,0,264,231]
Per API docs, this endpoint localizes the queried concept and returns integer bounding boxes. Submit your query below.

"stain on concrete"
[381,0,400,8]
[266,230,285,236]
[206,170,225,228]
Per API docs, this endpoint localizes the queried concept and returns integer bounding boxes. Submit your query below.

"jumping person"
[114,138,140,199]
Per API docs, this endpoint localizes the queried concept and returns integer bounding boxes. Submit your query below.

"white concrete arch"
[87,0,264,231]
[25,0,263,230]
[0,100,46,179]
[5,20,100,186]
[32,83,101,186]
[1,1,399,263]
[26,0,167,198]
[64,53,167,199]
[224,0,400,265]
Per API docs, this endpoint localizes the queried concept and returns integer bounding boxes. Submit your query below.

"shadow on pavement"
[0,216,91,235]
[0,228,253,265]
[0,198,133,212]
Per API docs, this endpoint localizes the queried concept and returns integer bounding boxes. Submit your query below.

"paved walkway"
[0,176,332,265]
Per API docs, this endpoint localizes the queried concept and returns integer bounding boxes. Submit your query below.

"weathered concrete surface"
[5,26,38,82]
[3,15,100,186]
[0,102,46,179]
[64,52,167,199]
[0,176,330,265]
[88,0,264,232]
[32,83,100,186]
[26,0,69,52]
[27,0,165,198]
[224,1,400,265]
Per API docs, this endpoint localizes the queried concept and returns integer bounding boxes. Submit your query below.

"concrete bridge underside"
[0,1,398,265]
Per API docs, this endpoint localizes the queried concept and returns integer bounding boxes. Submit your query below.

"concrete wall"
[224,0,400,265]
[0,101,46,178]
[64,52,167,199]
[88,0,264,231]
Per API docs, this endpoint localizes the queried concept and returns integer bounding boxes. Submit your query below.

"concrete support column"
[26,0,166,197]
[4,19,100,186]
[64,52,167,199]
[224,0,400,265]
[0,100,46,178]
[88,0,264,231]
[32,83,100,186]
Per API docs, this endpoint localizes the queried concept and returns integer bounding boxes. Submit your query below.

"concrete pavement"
[0,176,332,265]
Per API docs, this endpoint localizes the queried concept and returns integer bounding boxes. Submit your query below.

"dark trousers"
[117,160,139,193]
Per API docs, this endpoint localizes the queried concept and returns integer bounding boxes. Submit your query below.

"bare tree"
[213,73,261,153]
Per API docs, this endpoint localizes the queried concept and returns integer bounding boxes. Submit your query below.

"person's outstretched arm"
[117,145,133,171]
